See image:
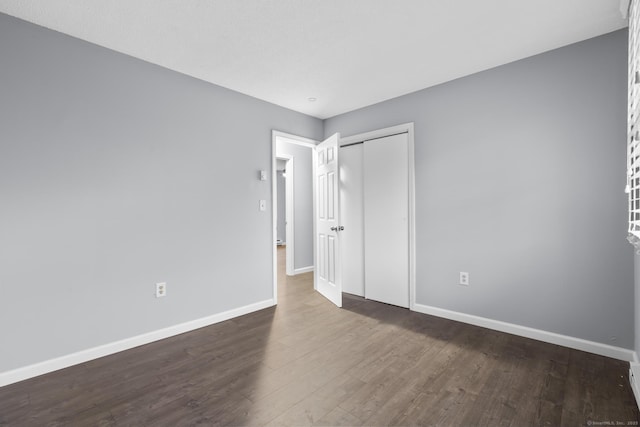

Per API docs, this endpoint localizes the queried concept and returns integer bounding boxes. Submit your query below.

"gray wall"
[0,11,633,376]
[275,140,314,270]
[325,29,634,349]
[0,13,323,373]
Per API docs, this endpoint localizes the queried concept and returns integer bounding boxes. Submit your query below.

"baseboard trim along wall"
[0,299,276,388]
[293,266,314,275]
[413,303,635,362]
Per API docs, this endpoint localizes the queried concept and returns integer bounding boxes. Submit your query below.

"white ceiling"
[0,1,628,119]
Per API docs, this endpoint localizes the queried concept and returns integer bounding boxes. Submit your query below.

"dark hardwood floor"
[1,246,638,426]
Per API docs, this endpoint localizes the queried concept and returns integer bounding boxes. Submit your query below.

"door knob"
[330,226,345,232]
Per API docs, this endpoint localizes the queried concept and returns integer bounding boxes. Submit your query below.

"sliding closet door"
[340,144,364,296]
[364,133,409,308]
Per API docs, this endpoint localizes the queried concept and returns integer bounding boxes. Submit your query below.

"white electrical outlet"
[156,282,167,298]
[459,272,469,286]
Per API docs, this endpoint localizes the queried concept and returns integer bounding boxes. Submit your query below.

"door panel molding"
[314,133,342,307]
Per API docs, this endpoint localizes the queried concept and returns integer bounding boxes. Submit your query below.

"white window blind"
[628,0,640,248]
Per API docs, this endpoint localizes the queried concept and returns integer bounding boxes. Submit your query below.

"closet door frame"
[339,123,416,310]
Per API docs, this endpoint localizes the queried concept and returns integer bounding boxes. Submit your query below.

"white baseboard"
[412,303,635,362]
[293,266,314,275]
[0,299,275,388]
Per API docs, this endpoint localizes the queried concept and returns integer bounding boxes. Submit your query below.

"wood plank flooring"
[1,246,638,426]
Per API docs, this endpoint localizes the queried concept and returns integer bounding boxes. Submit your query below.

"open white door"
[315,133,342,307]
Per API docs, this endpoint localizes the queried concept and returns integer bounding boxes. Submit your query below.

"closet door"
[364,133,409,308]
[340,144,364,296]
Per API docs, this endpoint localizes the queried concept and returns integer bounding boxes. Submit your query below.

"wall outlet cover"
[459,272,469,286]
[156,282,167,298]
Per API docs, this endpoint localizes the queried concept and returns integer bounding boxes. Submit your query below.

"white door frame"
[339,123,417,310]
[271,130,318,304]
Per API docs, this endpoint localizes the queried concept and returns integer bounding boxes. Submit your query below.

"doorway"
[275,155,293,275]
[271,131,318,304]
